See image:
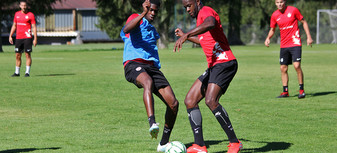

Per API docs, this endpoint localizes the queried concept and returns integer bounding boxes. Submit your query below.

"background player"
[9,0,37,77]
[174,0,242,152]
[120,0,179,152]
[265,0,313,99]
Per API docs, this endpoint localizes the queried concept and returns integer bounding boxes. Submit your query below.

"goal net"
[316,9,337,44]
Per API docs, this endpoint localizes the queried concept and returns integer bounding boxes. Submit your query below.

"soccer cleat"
[149,123,159,139]
[186,144,207,153]
[157,142,169,152]
[24,73,30,77]
[227,140,243,153]
[11,73,20,77]
[277,92,289,98]
[298,90,305,99]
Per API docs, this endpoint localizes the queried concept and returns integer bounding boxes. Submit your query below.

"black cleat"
[277,92,289,98]
[11,73,20,77]
[298,90,305,99]
[24,73,30,77]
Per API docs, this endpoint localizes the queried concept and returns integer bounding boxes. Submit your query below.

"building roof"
[52,0,97,10]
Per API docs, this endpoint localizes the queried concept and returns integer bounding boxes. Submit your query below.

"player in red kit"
[174,0,242,152]
[9,0,37,77]
[265,0,313,99]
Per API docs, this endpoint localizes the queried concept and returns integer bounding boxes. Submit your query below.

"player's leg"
[12,40,23,77]
[206,61,241,146]
[293,62,303,85]
[124,62,158,138]
[185,79,207,152]
[155,86,179,151]
[278,48,291,97]
[24,38,33,77]
[12,53,22,77]
[291,47,305,98]
[136,72,156,125]
[205,83,239,142]
[24,52,32,77]
[135,72,160,139]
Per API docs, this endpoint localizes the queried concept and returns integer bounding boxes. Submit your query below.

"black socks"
[212,105,239,143]
[187,107,205,146]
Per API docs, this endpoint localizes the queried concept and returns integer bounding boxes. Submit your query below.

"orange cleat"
[277,92,289,98]
[187,144,207,153]
[227,140,243,153]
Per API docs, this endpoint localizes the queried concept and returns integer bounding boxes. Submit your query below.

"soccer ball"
[165,141,187,153]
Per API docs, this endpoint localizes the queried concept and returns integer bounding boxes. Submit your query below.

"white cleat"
[157,142,169,152]
[149,123,159,139]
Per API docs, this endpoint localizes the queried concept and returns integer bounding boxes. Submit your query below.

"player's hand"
[175,28,184,37]
[307,37,313,47]
[9,37,13,44]
[264,38,270,47]
[33,39,37,47]
[142,0,150,14]
[173,34,188,52]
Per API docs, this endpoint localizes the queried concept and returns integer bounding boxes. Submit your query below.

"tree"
[203,0,245,45]
[95,0,174,49]
[0,0,60,52]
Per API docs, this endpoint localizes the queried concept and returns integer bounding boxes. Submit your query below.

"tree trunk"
[227,0,244,45]
[0,8,3,52]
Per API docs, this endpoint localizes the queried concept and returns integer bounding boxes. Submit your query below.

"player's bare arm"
[9,22,17,44]
[300,19,313,47]
[264,27,276,47]
[32,23,37,47]
[123,0,151,34]
[173,16,216,52]
[175,28,200,44]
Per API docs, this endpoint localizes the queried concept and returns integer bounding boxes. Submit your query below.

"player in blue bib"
[120,0,179,152]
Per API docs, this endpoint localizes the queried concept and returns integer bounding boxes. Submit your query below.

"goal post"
[316,9,337,44]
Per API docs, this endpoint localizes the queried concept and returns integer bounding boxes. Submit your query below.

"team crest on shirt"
[25,16,29,19]
[287,13,292,18]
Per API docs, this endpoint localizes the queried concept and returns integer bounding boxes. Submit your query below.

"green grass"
[0,43,336,152]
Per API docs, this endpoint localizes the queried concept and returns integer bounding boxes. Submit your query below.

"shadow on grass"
[0,147,61,153]
[35,73,76,77]
[293,91,337,98]
[186,139,292,153]
[308,91,336,97]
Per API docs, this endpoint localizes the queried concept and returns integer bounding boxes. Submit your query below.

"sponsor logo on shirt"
[277,18,281,21]
[280,25,294,30]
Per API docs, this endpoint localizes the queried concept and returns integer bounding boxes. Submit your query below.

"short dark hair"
[19,0,27,3]
[150,0,161,7]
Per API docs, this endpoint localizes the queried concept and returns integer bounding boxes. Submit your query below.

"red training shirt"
[197,6,236,68]
[13,11,36,39]
[270,6,303,48]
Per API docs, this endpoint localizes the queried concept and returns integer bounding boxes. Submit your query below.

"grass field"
[0,43,336,153]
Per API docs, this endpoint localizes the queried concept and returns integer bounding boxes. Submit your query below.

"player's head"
[275,0,286,11]
[145,0,161,22]
[182,0,202,18]
[19,0,28,13]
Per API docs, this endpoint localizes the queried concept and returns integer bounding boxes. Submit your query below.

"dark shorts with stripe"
[198,60,238,94]
[124,61,170,91]
[15,38,33,53]
[280,46,302,65]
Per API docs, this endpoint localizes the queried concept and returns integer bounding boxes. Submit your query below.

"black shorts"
[280,46,302,65]
[124,61,170,91]
[15,38,33,53]
[198,60,238,94]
